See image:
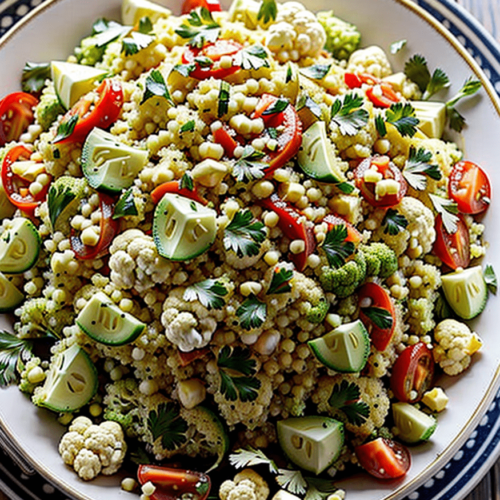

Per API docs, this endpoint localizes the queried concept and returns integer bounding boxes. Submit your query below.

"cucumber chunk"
[122,0,171,25]
[33,344,98,412]
[411,101,446,139]
[0,272,24,313]
[277,416,344,474]
[81,127,148,193]
[153,193,217,261]
[76,291,146,346]
[308,320,370,373]
[51,61,107,109]
[392,402,437,443]
[0,218,41,274]
[441,266,488,320]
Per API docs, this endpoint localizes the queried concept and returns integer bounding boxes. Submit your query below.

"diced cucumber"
[153,193,217,261]
[392,402,437,443]
[33,344,98,412]
[441,266,488,320]
[81,128,148,193]
[51,61,107,109]
[411,101,447,139]
[122,0,171,25]
[0,272,24,313]
[297,121,348,184]
[277,416,344,475]
[76,291,146,346]
[308,320,370,373]
[0,218,41,274]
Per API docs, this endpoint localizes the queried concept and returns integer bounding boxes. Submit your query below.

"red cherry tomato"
[182,40,243,80]
[54,79,123,144]
[358,282,396,351]
[355,438,411,480]
[354,156,407,208]
[0,92,39,146]
[151,180,207,205]
[391,342,434,403]
[322,214,362,244]
[344,72,380,89]
[137,465,211,500]
[365,82,400,108]
[448,160,491,215]
[181,0,221,14]
[433,213,470,270]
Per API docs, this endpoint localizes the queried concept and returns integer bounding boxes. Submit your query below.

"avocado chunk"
[76,291,146,346]
[441,265,488,320]
[51,61,107,109]
[0,218,41,274]
[0,272,24,313]
[412,101,446,139]
[392,402,437,443]
[81,127,148,193]
[277,416,344,474]
[308,320,370,373]
[122,0,171,25]
[33,344,98,412]
[153,193,217,261]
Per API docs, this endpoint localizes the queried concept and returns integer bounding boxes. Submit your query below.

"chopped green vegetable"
[175,7,220,48]
[429,193,459,234]
[328,380,370,426]
[267,267,294,295]
[0,331,33,387]
[148,402,188,450]
[142,69,173,105]
[321,225,355,268]
[183,278,229,310]
[403,146,442,190]
[236,294,267,330]
[330,93,369,136]
[223,210,267,257]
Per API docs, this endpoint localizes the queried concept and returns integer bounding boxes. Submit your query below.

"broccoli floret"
[75,36,107,66]
[306,297,330,323]
[359,242,398,279]
[103,378,142,437]
[319,252,366,298]
[317,11,361,60]
[35,91,64,130]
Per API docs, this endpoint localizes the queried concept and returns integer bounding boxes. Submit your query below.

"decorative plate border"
[0,0,500,499]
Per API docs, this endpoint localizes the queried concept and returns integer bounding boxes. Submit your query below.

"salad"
[0,0,494,498]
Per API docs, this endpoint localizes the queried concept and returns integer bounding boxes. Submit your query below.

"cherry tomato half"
[354,156,407,208]
[448,160,491,215]
[182,40,243,80]
[358,282,396,351]
[181,0,221,14]
[433,213,470,270]
[355,437,411,480]
[344,72,380,89]
[0,92,39,146]
[54,79,123,144]
[137,465,211,500]
[365,82,400,108]
[391,342,434,403]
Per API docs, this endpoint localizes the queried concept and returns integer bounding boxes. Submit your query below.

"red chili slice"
[151,180,207,205]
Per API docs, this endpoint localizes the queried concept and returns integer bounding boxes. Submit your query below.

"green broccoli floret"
[75,36,107,66]
[317,11,361,60]
[319,252,366,298]
[306,297,330,323]
[35,91,64,130]
[359,243,398,279]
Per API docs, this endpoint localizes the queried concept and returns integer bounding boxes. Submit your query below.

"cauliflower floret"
[219,469,269,500]
[58,416,127,481]
[347,46,392,79]
[265,2,326,62]
[433,319,483,376]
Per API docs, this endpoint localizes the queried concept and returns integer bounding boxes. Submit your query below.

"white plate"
[0,0,500,499]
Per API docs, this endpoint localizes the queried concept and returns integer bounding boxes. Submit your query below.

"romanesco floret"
[317,11,361,60]
[58,416,127,481]
[359,242,398,279]
[219,469,270,500]
[318,252,366,298]
[433,319,482,376]
[347,45,392,79]
[35,88,64,130]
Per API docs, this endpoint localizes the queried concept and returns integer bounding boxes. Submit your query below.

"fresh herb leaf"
[299,64,331,80]
[286,64,293,83]
[113,188,138,219]
[138,16,153,34]
[257,0,278,24]
[53,113,78,143]
[262,97,289,116]
[91,19,131,49]
[147,402,188,451]
[175,7,220,48]
[330,93,369,136]
[183,278,228,310]
[122,31,155,56]
[375,114,387,136]
[276,469,308,496]
[446,77,482,132]
[361,306,393,330]
[172,63,197,78]
[180,120,196,133]
[403,146,442,190]
[0,332,33,387]
[303,477,340,500]
[218,80,231,118]
[321,225,355,268]
[429,193,459,234]
[328,380,370,426]
[385,102,419,137]
[390,39,406,54]
[232,146,267,183]
[47,180,78,228]
[296,94,322,121]
[425,67,450,100]
[21,62,51,94]
[224,209,267,257]
[382,209,408,235]
[229,447,279,474]
[180,172,194,190]
[404,54,430,93]
[267,267,294,295]
[237,294,267,331]
[142,69,173,105]
[447,107,466,133]
[233,45,270,71]
[485,264,497,295]
[194,55,214,68]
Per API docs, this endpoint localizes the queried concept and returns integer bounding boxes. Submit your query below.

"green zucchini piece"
[308,320,370,373]
[153,193,217,261]
[76,291,146,346]
[392,402,437,443]
[81,127,148,193]
[0,218,41,274]
[441,266,488,320]
[0,272,24,313]
[277,416,344,475]
[33,344,98,412]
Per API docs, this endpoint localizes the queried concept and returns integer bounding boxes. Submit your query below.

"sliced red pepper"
[151,180,207,205]
[70,192,120,260]
[260,193,315,271]
[213,125,238,157]
[322,214,362,244]
[177,347,210,367]
[54,79,123,144]
[181,0,221,14]
[366,82,400,108]
[344,72,380,89]
[0,92,39,146]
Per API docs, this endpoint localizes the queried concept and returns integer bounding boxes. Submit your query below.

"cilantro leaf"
[299,64,331,80]
[485,264,497,295]
[404,54,430,92]
[113,188,139,219]
[218,80,231,118]
[277,469,308,496]
[183,278,228,310]
[262,98,289,116]
[375,115,387,136]
[385,102,419,137]
[232,146,267,183]
[0,332,33,387]
[429,193,459,234]
[180,172,194,190]
[257,0,278,24]
[304,477,340,500]
[382,208,408,235]
[180,120,196,133]
[22,62,51,94]
[229,447,279,474]
[147,402,188,451]
[446,77,482,132]
[321,225,355,268]
[47,178,85,228]
[142,69,173,105]
[403,146,442,190]
[53,113,78,144]
[447,107,466,133]
[425,67,450,100]
[267,267,294,295]
[224,209,267,257]
[175,7,220,48]
[233,45,270,71]
[361,306,393,330]
[328,380,370,426]
[330,93,369,136]
[122,31,155,56]
[218,345,258,376]
[390,40,407,54]
[172,63,197,78]
[236,294,267,331]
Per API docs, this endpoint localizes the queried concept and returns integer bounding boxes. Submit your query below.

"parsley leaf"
[257,0,278,24]
[403,146,442,190]
[375,115,387,136]
[180,172,194,190]
[446,77,482,132]
[277,469,308,496]
[330,93,369,136]
[113,188,138,219]
[361,306,393,330]
[485,264,497,295]
[224,210,267,258]
[233,45,270,71]
[262,98,289,116]
[404,54,450,99]
[175,7,220,48]
[232,146,267,183]
[385,102,419,137]
[382,208,408,235]
[321,225,355,268]
[425,67,450,100]
[390,39,407,54]
[267,267,294,295]
[229,447,279,474]
[53,113,78,143]
[429,193,459,234]
[47,177,85,228]
[183,278,228,310]
[328,380,370,426]
[142,69,173,105]
[0,331,33,387]
[122,31,155,56]
[299,64,331,80]
[180,120,196,133]
[303,477,340,500]
[22,62,51,94]
[237,294,267,331]
[172,63,197,78]
[218,80,231,118]
[147,402,188,451]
